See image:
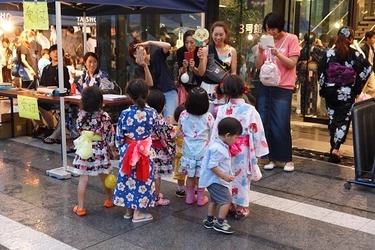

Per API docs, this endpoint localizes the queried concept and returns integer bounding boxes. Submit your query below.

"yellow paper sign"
[17,95,40,120]
[23,1,49,30]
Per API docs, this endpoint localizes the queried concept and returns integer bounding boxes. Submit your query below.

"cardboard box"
[0,113,32,138]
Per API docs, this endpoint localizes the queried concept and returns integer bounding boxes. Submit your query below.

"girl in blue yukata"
[113,79,159,223]
[178,87,215,206]
[146,89,176,206]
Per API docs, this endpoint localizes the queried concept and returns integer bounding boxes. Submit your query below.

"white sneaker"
[283,162,294,172]
[263,161,275,170]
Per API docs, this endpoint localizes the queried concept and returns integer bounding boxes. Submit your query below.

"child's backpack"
[259,51,280,86]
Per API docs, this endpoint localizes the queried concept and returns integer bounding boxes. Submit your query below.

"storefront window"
[296,0,350,121]
[218,0,272,97]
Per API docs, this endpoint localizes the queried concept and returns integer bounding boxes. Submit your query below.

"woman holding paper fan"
[198,21,237,115]
[255,12,300,172]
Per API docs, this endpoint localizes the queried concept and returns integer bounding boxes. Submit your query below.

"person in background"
[72,52,114,94]
[128,39,153,86]
[176,30,201,104]
[1,38,13,83]
[198,21,237,114]
[72,86,116,216]
[40,45,70,142]
[113,79,159,223]
[36,30,50,50]
[147,89,176,206]
[318,27,372,163]
[62,26,84,65]
[86,28,97,53]
[38,48,50,78]
[63,53,76,85]
[178,87,214,206]
[297,32,327,116]
[199,117,242,234]
[255,12,300,172]
[17,29,36,88]
[360,30,375,97]
[134,40,178,119]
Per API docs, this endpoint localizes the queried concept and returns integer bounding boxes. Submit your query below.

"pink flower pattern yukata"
[212,98,269,207]
[178,110,215,178]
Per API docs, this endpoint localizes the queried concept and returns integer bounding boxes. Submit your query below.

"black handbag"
[204,53,229,83]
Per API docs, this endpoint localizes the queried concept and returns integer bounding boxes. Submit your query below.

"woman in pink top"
[255,12,300,172]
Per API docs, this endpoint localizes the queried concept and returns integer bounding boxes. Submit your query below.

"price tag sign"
[17,95,40,120]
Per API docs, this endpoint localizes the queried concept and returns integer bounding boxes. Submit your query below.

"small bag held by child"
[259,50,280,87]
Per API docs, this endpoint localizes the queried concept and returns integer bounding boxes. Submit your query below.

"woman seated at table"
[44,52,115,146]
[71,52,114,94]
[39,44,70,139]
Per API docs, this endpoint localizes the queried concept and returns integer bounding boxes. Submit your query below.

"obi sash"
[121,137,152,182]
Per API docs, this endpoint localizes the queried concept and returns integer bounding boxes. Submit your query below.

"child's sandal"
[73,205,87,216]
[234,207,249,220]
[156,197,170,206]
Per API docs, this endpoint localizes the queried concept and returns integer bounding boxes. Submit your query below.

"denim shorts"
[207,183,232,205]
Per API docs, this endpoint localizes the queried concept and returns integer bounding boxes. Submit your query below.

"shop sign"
[239,23,263,34]
[76,16,96,27]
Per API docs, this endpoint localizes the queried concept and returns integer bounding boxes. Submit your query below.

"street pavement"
[1,120,375,250]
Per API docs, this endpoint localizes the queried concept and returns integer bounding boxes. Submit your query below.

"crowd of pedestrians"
[1,11,373,235]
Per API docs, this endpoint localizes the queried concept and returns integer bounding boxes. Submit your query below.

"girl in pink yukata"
[179,87,215,206]
[212,75,269,219]
[147,89,176,206]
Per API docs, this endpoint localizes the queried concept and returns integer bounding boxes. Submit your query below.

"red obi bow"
[121,137,152,182]
[229,136,249,157]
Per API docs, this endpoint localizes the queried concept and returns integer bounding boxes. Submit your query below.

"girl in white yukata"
[179,87,215,206]
[212,75,269,219]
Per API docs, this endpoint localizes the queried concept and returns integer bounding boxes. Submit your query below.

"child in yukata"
[212,75,269,219]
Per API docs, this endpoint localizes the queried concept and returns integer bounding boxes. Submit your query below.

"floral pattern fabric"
[150,114,176,178]
[72,110,115,176]
[318,47,372,149]
[74,69,114,94]
[178,110,214,178]
[113,105,159,210]
[212,99,269,207]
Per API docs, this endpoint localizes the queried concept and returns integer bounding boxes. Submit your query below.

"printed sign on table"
[17,95,40,120]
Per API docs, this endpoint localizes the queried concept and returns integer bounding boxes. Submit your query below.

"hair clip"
[340,27,351,38]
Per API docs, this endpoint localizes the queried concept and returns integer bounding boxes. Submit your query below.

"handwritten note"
[17,95,40,120]
[23,1,49,30]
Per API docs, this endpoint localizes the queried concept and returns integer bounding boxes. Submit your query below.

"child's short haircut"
[147,89,165,114]
[185,87,209,116]
[174,104,185,123]
[218,117,242,136]
[81,86,103,112]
